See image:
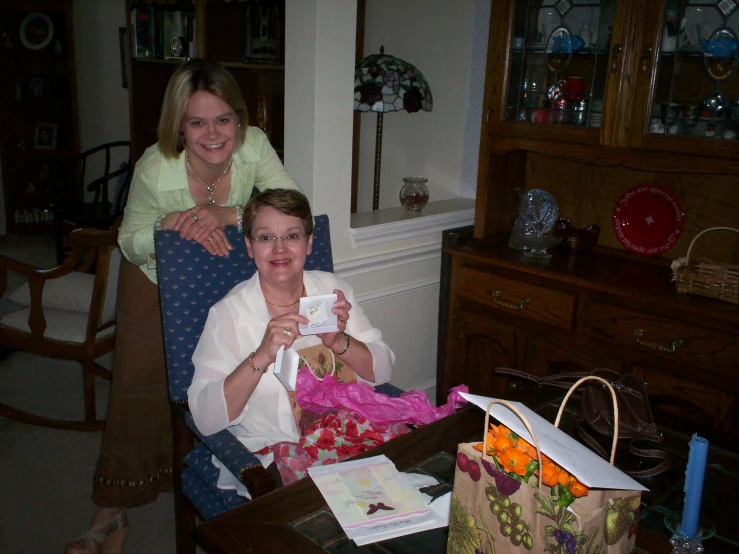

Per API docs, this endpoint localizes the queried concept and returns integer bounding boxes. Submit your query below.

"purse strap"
[554,376,619,465]
[483,399,544,492]
[496,367,588,390]
[496,367,671,477]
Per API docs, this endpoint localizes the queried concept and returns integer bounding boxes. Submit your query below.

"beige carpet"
[0,234,196,554]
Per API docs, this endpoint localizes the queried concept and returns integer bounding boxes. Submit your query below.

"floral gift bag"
[448,379,644,554]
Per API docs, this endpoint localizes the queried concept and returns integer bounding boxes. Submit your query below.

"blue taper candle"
[681,434,709,537]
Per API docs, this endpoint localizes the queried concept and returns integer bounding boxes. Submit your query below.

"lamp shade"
[354,46,433,114]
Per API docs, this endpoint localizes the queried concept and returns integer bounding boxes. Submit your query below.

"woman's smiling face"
[246,206,313,287]
[181,90,238,169]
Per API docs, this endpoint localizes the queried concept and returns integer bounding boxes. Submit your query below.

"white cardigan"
[188,270,395,453]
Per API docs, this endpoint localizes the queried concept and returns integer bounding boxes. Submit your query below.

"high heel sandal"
[65,509,129,554]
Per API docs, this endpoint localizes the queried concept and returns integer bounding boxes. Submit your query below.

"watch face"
[171,37,183,57]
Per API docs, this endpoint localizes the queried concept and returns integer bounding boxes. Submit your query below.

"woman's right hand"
[253,312,309,367]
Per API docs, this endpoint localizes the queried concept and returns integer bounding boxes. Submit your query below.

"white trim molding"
[413,379,437,393]
[353,276,439,304]
[349,198,475,248]
[335,243,441,278]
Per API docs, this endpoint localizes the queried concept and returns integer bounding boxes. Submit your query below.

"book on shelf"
[131,7,194,60]
[132,7,155,58]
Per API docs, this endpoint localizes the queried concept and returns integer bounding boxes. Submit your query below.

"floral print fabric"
[271,407,410,485]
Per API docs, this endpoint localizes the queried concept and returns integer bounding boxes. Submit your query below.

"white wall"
[357,0,475,211]
[73,0,130,150]
[284,0,485,399]
[73,0,131,200]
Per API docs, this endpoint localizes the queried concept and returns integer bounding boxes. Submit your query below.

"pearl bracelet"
[235,205,244,234]
[154,214,165,232]
[336,332,350,356]
[247,351,267,374]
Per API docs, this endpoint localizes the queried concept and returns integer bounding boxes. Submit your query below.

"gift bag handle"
[484,399,545,492]
[554,376,619,465]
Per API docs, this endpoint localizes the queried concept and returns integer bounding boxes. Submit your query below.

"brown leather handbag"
[495,367,670,478]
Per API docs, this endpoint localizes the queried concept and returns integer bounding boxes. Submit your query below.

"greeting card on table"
[308,455,431,536]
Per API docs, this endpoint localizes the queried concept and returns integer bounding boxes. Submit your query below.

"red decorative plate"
[612,185,684,256]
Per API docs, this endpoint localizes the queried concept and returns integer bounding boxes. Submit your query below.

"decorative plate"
[612,185,684,256]
[20,12,54,51]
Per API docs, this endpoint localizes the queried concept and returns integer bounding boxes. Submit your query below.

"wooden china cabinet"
[437,0,739,446]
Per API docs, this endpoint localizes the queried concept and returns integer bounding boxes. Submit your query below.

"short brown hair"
[157,59,248,159]
[244,189,314,238]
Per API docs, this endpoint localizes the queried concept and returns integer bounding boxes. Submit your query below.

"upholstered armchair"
[0,225,121,431]
[155,216,402,554]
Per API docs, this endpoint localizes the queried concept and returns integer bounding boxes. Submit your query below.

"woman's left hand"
[318,289,351,352]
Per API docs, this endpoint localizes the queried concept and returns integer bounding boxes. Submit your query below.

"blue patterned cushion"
[184,444,246,513]
[155,215,333,403]
[184,411,262,478]
[181,467,230,521]
[374,382,405,398]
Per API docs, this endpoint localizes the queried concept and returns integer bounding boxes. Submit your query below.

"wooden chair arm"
[0,225,119,338]
[240,466,275,498]
[0,254,81,338]
[0,247,87,283]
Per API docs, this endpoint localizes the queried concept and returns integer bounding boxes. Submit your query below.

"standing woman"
[65,59,299,554]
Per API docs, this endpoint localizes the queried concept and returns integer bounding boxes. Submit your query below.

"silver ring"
[207,236,213,242]
[339,317,347,324]
[283,327,292,336]
[189,208,198,222]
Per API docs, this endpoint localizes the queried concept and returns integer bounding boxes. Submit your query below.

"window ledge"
[349,198,475,248]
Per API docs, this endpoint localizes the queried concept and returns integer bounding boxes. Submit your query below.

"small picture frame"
[34,123,57,150]
[27,76,45,100]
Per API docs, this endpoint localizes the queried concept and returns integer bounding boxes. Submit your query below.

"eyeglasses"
[249,233,308,248]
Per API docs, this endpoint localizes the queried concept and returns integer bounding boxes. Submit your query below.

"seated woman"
[188,188,395,486]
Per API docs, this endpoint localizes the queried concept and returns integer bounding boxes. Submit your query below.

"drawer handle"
[640,44,653,74]
[492,289,529,311]
[634,328,684,353]
[610,44,623,73]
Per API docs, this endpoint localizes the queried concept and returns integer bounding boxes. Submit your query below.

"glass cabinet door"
[640,0,739,157]
[503,1,618,140]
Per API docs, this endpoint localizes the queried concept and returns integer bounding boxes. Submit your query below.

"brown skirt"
[92,259,173,508]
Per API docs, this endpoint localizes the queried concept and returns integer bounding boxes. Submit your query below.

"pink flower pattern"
[271,408,411,485]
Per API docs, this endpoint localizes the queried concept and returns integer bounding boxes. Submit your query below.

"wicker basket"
[671,227,739,304]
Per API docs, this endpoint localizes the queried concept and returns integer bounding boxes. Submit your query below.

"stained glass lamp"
[354,46,433,210]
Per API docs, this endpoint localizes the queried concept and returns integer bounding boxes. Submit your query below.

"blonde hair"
[157,59,249,159]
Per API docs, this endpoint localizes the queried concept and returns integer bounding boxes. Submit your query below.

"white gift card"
[274,345,300,391]
[299,294,339,335]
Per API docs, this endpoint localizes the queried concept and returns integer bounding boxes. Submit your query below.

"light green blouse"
[118,126,299,283]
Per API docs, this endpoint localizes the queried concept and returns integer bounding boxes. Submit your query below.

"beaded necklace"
[185,150,233,205]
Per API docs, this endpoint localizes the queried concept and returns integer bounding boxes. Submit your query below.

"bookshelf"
[0,0,79,234]
[125,0,286,163]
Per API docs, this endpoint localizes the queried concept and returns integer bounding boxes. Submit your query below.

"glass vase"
[399,177,429,212]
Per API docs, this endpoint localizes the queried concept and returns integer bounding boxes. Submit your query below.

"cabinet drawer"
[584,300,739,377]
[634,364,736,432]
[456,267,575,329]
